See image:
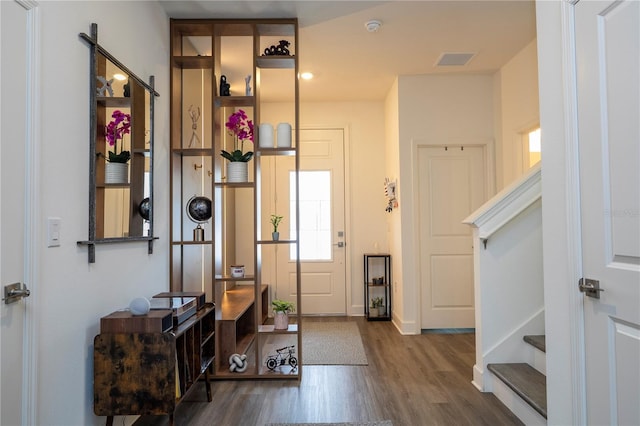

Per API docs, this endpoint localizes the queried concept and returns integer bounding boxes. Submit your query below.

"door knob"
[333,241,345,248]
[3,283,31,304]
[578,278,604,299]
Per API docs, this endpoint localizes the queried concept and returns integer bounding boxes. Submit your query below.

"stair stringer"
[472,307,545,392]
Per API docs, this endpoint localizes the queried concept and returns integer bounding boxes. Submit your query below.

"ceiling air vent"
[435,52,476,67]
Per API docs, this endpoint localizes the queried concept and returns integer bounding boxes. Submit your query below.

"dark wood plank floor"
[133,317,522,426]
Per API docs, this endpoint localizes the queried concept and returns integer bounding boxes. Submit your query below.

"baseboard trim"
[472,364,486,391]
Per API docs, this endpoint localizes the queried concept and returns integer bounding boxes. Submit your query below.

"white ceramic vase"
[258,123,274,148]
[105,162,129,184]
[274,312,289,330]
[227,161,248,183]
[276,123,292,148]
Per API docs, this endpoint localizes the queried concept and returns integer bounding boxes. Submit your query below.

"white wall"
[33,2,170,424]
[384,79,403,324]
[391,74,496,334]
[475,199,544,377]
[496,39,540,189]
[536,1,583,424]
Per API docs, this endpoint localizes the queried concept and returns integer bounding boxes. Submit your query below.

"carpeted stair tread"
[487,362,547,419]
[523,334,546,352]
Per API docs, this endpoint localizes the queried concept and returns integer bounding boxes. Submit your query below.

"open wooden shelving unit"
[169,18,301,380]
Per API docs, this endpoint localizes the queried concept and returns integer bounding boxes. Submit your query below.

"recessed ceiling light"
[300,72,314,80]
[365,20,382,33]
[113,73,127,81]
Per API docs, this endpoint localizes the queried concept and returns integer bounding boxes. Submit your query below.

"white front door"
[1,1,36,424]
[275,129,347,315]
[419,145,486,329]
[575,1,640,424]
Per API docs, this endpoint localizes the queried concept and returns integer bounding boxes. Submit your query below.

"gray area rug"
[266,422,392,426]
[302,321,368,365]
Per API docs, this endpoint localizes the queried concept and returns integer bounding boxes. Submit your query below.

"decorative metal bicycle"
[265,345,298,371]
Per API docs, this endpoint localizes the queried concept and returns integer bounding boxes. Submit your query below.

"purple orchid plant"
[221,109,254,162]
[105,110,131,163]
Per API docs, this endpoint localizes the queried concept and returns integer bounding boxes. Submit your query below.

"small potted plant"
[221,109,254,182]
[270,214,283,241]
[272,299,295,330]
[369,297,383,317]
[104,110,131,184]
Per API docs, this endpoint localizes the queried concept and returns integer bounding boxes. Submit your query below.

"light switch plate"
[47,217,61,247]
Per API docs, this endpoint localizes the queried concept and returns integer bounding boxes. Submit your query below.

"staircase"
[488,335,547,424]
[464,164,546,425]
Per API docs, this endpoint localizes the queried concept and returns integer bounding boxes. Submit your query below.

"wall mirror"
[78,23,159,263]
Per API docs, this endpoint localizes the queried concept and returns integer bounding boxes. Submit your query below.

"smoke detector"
[365,20,382,33]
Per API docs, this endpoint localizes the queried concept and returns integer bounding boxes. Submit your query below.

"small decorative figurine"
[123,79,130,97]
[96,76,114,97]
[263,40,291,56]
[265,345,298,371]
[245,75,252,96]
[220,75,231,96]
[384,177,398,213]
[188,105,201,148]
[229,353,248,373]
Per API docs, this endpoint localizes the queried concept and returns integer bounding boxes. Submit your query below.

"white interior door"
[275,129,346,315]
[419,146,486,329]
[575,1,640,424]
[1,1,34,424]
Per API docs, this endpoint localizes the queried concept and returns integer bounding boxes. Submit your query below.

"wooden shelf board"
[256,147,297,156]
[97,183,130,189]
[172,22,214,37]
[256,56,295,69]
[256,22,296,36]
[215,275,255,282]
[201,332,215,346]
[97,96,131,107]
[172,56,213,69]
[219,286,256,321]
[173,304,215,336]
[214,96,254,108]
[200,356,214,374]
[259,364,299,376]
[258,239,297,245]
[214,181,254,188]
[171,240,213,246]
[171,148,215,156]
[235,332,256,355]
[258,324,298,333]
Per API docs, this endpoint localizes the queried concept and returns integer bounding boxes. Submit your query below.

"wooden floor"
[134,316,522,426]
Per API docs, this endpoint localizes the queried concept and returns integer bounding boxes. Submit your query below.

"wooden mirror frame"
[77,23,160,263]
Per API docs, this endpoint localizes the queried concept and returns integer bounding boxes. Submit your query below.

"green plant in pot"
[270,214,283,241]
[105,110,131,164]
[103,110,131,184]
[272,299,295,330]
[221,109,254,183]
[221,109,254,162]
[370,296,383,317]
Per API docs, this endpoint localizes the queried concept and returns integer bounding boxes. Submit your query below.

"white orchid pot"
[105,162,129,184]
[273,312,289,330]
[227,161,248,183]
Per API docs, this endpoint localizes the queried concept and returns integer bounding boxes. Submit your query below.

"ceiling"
[159,1,537,102]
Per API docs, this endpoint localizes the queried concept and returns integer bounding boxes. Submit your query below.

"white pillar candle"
[276,122,292,148]
[258,123,274,148]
